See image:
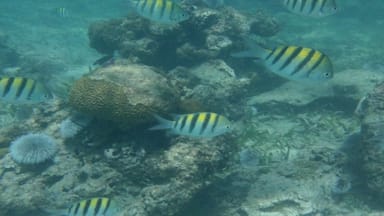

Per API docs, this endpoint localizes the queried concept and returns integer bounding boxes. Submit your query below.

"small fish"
[283,0,337,17]
[47,197,121,216]
[0,77,53,103]
[92,51,120,69]
[54,7,69,17]
[150,112,231,138]
[130,0,190,24]
[232,44,333,82]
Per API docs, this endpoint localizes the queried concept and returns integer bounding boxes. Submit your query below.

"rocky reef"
[1,4,273,215]
[88,6,279,70]
[0,99,234,215]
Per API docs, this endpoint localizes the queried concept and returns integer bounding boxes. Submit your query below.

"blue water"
[1,0,384,215]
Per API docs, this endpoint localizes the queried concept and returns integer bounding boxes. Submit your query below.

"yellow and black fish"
[232,45,333,82]
[0,77,53,103]
[66,197,120,216]
[45,197,121,216]
[150,112,231,138]
[131,0,190,24]
[54,7,69,17]
[283,0,337,17]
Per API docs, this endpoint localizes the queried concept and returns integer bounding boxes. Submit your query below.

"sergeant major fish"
[0,77,53,103]
[46,197,121,216]
[283,0,337,17]
[54,7,69,17]
[150,112,231,138]
[130,0,190,24]
[232,45,333,83]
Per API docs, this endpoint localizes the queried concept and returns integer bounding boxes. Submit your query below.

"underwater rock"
[206,34,232,51]
[0,151,122,216]
[169,60,250,113]
[69,63,178,129]
[88,18,134,55]
[116,137,232,216]
[359,81,384,197]
[88,17,187,69]
[249,10,280,37]
[88,6,278,69]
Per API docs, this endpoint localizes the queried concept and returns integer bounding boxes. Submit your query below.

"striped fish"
[0,77,53,103]
[283,0,337,17]
[232,45,333,82]
[55,7,69,17]
[131,0,190,24]
[66,197,120,216]
[150,112,231,138]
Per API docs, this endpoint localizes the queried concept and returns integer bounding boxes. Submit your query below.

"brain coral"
[10,133,57,165]
[68,64,178,129]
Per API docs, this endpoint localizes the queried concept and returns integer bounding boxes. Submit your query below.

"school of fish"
[1,1,344,214]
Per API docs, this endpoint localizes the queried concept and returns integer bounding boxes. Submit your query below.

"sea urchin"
[10,133,58,165]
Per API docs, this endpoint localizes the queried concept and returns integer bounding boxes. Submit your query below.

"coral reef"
[0,101,234,216]
[168,60,250,114]
[9,133,57,165]
[68,63,178,129]
[249,10,280,37]
[87,6,279,69]
[117,137,232,216]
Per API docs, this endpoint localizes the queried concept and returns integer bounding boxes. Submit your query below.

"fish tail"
[149,114,174,130]
[231,50,261,58]
[231,43,269,59]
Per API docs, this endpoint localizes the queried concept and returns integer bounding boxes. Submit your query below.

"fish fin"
[128,0,139,9]
[42,208,67,216]
[231,43,269,59]
[232,36,272,59]
[149,114,174,130]
[169,113,183,119]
